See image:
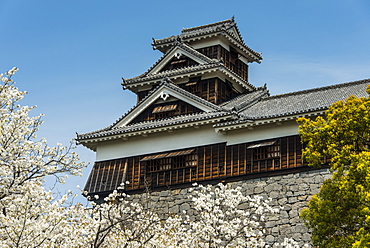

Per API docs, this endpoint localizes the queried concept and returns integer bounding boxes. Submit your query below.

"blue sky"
[1,0,370,203]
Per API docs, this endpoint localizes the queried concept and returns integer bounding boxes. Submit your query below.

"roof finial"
[161,76,170,84]
[175,35,182,44]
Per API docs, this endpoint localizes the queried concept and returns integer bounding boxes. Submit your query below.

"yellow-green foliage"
[298,86,370,248]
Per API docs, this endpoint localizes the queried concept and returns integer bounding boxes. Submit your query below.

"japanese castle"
[77,18,369,197]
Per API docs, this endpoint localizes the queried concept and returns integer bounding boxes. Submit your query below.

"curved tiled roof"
[153,18,239,45]
[123,62,255,91]
[77,79,228,141]
[123,43,217,84]
[123,61,255,91]
[181,18,244,43]
[117,79,223,126]
[161,80,223,111]
[123,59,221,86]
[78,78,370,142]
[214,79,370,129]
[77,111,232,140]
[151,18,262,62]
[241,79,370,119]
[182,18,237,32]
[221,85,269,111]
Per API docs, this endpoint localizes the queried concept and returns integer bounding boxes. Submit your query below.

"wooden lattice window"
[185,77,201,94]
[197,46,220,59]
[152,104,178,119]
[160,56,197,72]
[141,149,197,173]
[248,141,280,160]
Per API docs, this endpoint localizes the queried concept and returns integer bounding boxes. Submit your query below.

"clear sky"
[1,0,370,203]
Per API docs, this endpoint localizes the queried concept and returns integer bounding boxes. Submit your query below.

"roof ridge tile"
[265,78,370,101]
[181,18,235,33]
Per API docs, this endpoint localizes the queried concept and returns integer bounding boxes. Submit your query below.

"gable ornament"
[160,91,170,101]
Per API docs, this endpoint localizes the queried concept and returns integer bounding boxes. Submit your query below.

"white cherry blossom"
[0,68,306,247]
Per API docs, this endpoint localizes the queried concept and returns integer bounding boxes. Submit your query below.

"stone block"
[279,224,291,235]
[289,209,299,218]
[280,210,289,219]
[265,221,276,228]
[303,233,311,241]
[278,197,288,205]
[289,216,301,225]
[290,185,299,192]
[169,205,179,213]
[179,203,191,212]
[266,235,275,242]
[294,191,306,196]
[272,226,279,233]
[288,197,298,204]
[254,187,264,194]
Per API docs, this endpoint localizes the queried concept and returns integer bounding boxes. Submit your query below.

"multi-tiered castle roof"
[77,18,369,195]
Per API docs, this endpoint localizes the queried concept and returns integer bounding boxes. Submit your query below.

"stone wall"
[131,168,331,247]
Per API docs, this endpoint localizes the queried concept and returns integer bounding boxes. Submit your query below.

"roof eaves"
[77,111,233,141]
[152,22,262,63]
[221,30,262,62]
[181,18,235,33]
[152,18,236,47]
[240,106,328,121]
[220,87,269,111]
[123,43,216,86]
[123,62,221,87]
[162,79,223,111]
[123,62,256,93]
[79,81,168,139]
[178,43,216,63]
[220,65,256,90]
[78,78,226,141]
[213,109,326,133]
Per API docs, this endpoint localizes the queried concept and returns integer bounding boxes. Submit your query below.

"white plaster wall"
[190,37,229,51]
[225,121,300,146]
[95,120,300,161]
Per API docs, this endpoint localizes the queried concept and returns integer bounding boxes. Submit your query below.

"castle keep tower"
[77,18,369,197]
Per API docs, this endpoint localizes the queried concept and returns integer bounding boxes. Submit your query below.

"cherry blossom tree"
[0,68,303,247]
[84,183,304,248]
[187,183,279,247]
[0,68,88,247]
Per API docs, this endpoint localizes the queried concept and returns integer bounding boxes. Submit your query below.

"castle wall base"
[131,168,330,246]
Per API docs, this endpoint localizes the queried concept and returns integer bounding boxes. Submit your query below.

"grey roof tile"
[240,79,369,119]
[181,18,243,42]
[77,80,230,141]
[221,86,269,111]
[123,61,221,86]
[153,18,239,45]
[118,79,223,125]
[77,78,370,141]
[77,111,232,140]
[123,61,255,91]
[123,43,217,84]
[152,18,262,61]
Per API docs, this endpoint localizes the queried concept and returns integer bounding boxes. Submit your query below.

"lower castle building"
[76,18,369,245]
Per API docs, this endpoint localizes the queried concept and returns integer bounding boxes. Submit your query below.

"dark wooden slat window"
[145,153,197,173]
[130,100,202,124]
[197,45,248,81]
[160,56,198,72]
[85,136,305,194]
[249,142,280,160]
